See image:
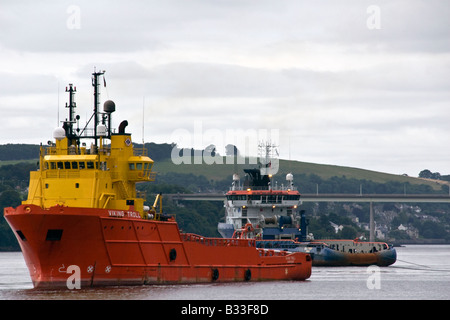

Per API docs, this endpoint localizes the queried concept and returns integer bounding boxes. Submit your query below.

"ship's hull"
[4,205,311,288]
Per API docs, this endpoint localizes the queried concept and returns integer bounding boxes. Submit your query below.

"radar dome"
[103,100,116,113]
[286,173,293,181]
[97,124,107,136]
[53,127,66,140]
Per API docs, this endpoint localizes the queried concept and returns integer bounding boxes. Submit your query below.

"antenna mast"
[142,96,145,145]
[65,84,76,137]
[92,69,105,146]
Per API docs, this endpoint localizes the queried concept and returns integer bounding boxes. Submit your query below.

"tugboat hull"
[255,239,396,267]
[311,247,397,266]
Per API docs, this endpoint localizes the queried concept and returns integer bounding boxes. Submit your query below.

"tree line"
[0,142,175,162]
[419,169,450,182]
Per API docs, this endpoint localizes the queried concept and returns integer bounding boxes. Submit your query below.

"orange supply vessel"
[4,70,311,288]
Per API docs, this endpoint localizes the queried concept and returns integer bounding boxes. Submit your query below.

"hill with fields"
[152,156,448,193]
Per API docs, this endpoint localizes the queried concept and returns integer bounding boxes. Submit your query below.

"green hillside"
[153,156,444,191]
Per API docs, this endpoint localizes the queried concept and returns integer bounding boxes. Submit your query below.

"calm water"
[0,245,449,300]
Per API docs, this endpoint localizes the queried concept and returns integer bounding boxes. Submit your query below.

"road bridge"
[165,193,450,241]
[166,193,450,203]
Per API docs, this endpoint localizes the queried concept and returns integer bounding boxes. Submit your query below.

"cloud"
[0,0,449,177]
[1,0,447,54]
[0,73,58,96]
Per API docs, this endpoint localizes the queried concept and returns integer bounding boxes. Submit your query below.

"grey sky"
[0,0,449,176]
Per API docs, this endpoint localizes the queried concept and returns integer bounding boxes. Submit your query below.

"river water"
[0,245,449,301]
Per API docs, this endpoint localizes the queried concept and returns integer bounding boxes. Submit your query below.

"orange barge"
[4,70,311,288]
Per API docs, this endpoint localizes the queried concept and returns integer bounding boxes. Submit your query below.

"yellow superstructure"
[23,70,156,218]
[24,133,155,217]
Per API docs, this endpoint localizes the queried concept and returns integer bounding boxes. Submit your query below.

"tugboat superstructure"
[219,168,301,239]
[218,160,396,267]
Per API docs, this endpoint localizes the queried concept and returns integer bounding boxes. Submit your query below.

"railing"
[44,171,80,178]
[133,147,148,157]
[181,233,255,247]
[44,142,148,157]
[128,170,156,181]
[180,233,292,257]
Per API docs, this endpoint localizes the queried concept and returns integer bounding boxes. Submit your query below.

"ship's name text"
[108,210,141,218]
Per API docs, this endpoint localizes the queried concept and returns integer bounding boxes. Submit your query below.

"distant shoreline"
[392,239,450,246]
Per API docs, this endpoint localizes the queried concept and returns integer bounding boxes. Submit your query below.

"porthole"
[211,268,219,281]
[244,269,251,281]
[169,248,177,261]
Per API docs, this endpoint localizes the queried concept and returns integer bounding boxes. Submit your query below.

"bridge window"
[226,195,247,201]
[260,195,282,203]
[129,162,146,171]
[46,160,99,170]
[100,161,107,171]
